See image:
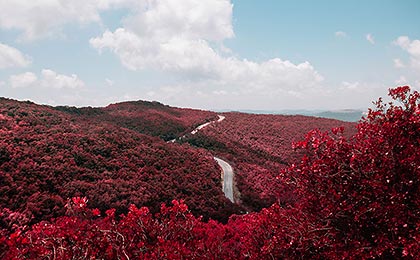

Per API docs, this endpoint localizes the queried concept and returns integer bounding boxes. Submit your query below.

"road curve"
[191,115,225,135]
[168,115,225,142]
[167,115,234,202]
[214,157,234,203]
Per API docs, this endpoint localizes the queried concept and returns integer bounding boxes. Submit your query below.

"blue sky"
[0,0,419,110]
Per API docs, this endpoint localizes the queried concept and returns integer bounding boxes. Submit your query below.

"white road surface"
[214,157,234,203]
[168,115,225,142]
[191,115,225,135]
[168,115,234,202]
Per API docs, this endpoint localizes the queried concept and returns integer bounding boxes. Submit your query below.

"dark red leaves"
[0,98,235,226]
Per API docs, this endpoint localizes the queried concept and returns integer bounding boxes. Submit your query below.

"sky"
[0,0,419,111]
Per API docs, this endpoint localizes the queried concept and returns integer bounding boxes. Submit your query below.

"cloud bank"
[0,0,404,110]
[0,43,31,69]
[89,0,324,106]
[0,0,139,40]
[394,36,420,71]
[9,69,85,89]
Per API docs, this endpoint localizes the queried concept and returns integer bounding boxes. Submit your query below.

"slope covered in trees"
[1,86,419,259]
[184,112,356,211]
[55,100,217,141]
[0,98,238,227]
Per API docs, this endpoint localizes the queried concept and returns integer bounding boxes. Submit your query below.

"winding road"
[168,115,225,142]
[168,115,234,202]
[214,157,234,203]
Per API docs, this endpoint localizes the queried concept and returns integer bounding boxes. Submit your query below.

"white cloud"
[9,72,38,88]
[0,0,231,41]
[40,69,85,89]
[340,81,361,91]
[92,29,227,77]
[335,31,347,38]
[366,33,375,44]
[122,0,234,42]
[0,0,135,40]
[0,43,31,68]
[140,78,389,111]
[9,69,85,89]
[393,58,405,68]
[394,36,420,71]
[394,36,411,49]
[90,0,323,98]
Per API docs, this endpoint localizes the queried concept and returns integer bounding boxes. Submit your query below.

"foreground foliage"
[288,86,420,258]
[1,86,419,259]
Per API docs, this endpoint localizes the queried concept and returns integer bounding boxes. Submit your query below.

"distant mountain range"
[218,109,366,122]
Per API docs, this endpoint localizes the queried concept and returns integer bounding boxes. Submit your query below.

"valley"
[1,86,419,259]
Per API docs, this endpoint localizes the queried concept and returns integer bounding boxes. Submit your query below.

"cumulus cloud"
[0,43,31,68]
[90,0,323,98]
[9,72,37,88]
[90,0,234,74]
[394,36,420,71]
[340,81,361,91]
[9,69,85,89]
[0,0,135,40]
[40,69,85,89]
[122,0,234,42]
[335,31,347,38]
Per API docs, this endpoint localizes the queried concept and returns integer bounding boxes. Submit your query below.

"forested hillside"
[184,113,356,211]
[0,98,238,226]
[55,100,217,141]
[1,86,418,259]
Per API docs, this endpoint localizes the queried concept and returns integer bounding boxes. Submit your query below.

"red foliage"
[0,98,237,227]
[55,100,217,141]
[1,87,419,259]
[185,112,356,211]
[283,86,420,258]
[2,198,298,259]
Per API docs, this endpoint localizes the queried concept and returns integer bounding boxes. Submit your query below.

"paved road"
[168,115,234,202]
[168,115,225,142]
[191,115,225,135]
[214,157,234,203]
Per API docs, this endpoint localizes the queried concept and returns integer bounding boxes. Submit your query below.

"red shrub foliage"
[283,86,420,258]
[1,198,298,259]
[185,112,356,211]
[0,98,238,227]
